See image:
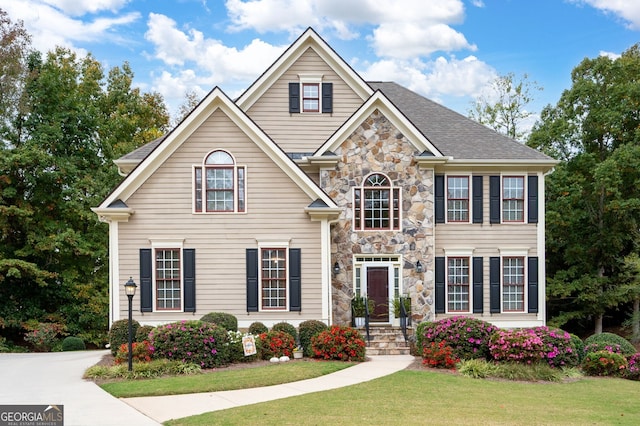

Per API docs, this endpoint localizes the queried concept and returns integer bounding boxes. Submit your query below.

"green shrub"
[150,320,229,368]
[258,330,295,360]
[61,336,85,351]
[226,330,259,363]
[421,316,498,360]
[583,332,636,357]
[298,320,328,357]
[272,322,297,342]
[135,325,155,342]
[200,312,238,332]
[458,359,499,379]
[581,350,628,377]
[569,333,585,363]
[311,325,366,361]
[415,321,432,356]
[248,321,268,335]
[108,319,140,356]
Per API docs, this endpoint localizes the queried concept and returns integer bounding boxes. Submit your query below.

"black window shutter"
[528,257,539,313]
[489,176,501,224]
[322,82,333,113]
[139,249,153,312]
[473,257,483,313]
[489,257,500,313]
[183,249,196,313]
[472,176,483,224]
[289,83,300,113]
[528,175,538,223]
[435,257,445,313]
[289,248,302,311]
[246,249,259,312]
[435,175,445,224]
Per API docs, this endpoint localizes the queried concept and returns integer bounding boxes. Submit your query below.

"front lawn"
[166,369,640,425]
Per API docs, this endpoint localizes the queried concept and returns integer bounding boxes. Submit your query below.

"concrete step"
[361,326,413,356]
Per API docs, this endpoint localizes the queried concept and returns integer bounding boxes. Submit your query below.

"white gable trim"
[236,27,373,111]
[313,90,444,157]
[98,87,338,209]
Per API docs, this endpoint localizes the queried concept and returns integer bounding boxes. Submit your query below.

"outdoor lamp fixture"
[333,262,340,275]
[416,261,423,273]
[124,277,137,372]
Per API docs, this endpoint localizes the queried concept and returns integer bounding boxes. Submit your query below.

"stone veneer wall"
[320,109,436,325]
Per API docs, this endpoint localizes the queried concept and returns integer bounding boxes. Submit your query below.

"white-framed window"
[155,248,181,311]
[302,83,319,112]
[194,150,246,213]
[447,176,469,222]
[502,256,525,312]
[260,246,288,310]
[353,173,401,231]
[447,257,470,313]
[503,176,524,222]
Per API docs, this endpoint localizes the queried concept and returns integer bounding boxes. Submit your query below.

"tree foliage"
[469,72,542,141]
[529,45,640,333]
[0,10,169,345]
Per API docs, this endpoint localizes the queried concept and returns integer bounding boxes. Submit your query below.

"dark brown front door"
[367,267,389,322]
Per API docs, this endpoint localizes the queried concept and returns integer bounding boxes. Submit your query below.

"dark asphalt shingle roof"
[367,82,551,161]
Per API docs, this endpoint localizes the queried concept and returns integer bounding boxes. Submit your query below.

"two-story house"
[93,28,556,330]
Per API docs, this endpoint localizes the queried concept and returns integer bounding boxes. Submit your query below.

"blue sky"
[4,0,640,125]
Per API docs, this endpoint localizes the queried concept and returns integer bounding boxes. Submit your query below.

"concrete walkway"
[0,350,160,426]
[123,354,415,423]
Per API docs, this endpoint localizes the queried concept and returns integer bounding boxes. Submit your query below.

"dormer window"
[289,74,332,114]
[353,173,401,231]
[194,150,246,213]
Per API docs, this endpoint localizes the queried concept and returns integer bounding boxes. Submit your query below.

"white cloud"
[599,50,621,60]
[359,55,495,99]
[41,0,131,16]
[3,0,140,53]
[571,0,640,29]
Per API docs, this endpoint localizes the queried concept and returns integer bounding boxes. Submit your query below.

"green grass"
[165,370,640,426]
[100,360,353,398]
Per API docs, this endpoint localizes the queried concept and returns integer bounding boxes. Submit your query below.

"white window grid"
[447,257,470,312]
[156,249,181,310]
[503,257,525,312]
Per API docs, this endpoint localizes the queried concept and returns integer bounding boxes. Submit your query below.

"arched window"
[353,173,400,230]
[194,150,245,213]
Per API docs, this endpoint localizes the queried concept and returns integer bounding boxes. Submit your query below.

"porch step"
[361,325,413,356]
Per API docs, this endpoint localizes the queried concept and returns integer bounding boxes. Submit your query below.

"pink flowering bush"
[581,350,628,377]
[625,353,640,381]
[489,326,578,367]
[24,322,65,352]
[150,320,229,368]
[419,316,498,360]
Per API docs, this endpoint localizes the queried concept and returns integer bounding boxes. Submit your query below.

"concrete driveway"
[0,350,159,426]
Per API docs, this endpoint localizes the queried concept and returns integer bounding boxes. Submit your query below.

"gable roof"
[313,90,444,157]
[236,27,373,110]
[368,82,554,163]
[97,87,339,210]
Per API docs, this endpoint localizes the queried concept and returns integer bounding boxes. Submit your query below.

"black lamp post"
[124,277,137,372]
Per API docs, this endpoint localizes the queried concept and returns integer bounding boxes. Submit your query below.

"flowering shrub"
[583,332,636,357]
[108,319,140,355]
[24,322,65,352]
[421,316,498,360]
[258,331,295,359]
[489,328,545,364]
[298,320,328,357]
[533,327,579,368]
[150,320,229,368]
[422,341,460,369]
[311,326,366,361]
[581,350,627,377]
[625,353,640,381]
[115,340,153,365]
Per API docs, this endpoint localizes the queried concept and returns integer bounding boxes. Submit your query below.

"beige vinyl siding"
[435,172,539,320]
[116,108,323,323]
[246,47,364,153]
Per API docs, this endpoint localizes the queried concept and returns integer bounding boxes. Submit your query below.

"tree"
[0,37,169,344]
[529,45,640,334]
[172,89,201,128]
[469,72,542,141]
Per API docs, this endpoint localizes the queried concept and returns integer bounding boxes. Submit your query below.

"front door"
[367,267,389,322]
